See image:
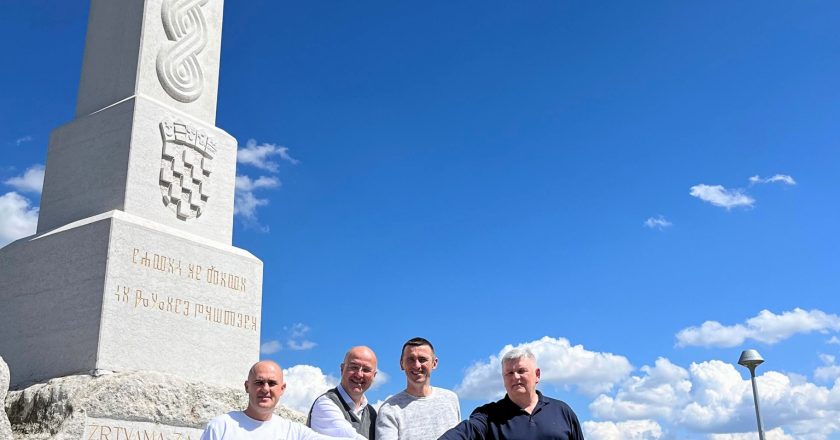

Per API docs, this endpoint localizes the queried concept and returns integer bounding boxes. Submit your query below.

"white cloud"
[288,323,311,338]
[589,358,691,421]
[829,336,840,345]
[749,174,796,186]
[644,216,672,230]
[288,340,317,351]
[590,357,840,439]
[455,336,633,399]
[260,340,282,355]
[0,192,39,247]
[583,419,663,440]
[676,308,840,348]
[709,427,793,440]
[4,164,45,194]
[690,184,754,209]
[234,174,280,222]
[14,135,33,146]
[281,365,338,413]
[284,322,317,351]
[814,354,840,383]
[370,369,389,390]
[237,139,299,172]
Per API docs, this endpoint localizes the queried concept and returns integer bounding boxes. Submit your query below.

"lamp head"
[738,349,765,369]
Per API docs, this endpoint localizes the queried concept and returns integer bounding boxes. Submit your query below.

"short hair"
[501,347,536,367]
[401,337,435,357]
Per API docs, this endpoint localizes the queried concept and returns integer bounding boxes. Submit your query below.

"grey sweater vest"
[306,387,377,439]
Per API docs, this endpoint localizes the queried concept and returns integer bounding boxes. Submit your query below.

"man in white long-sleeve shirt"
[201,360,352,440]
[307,346,379,440]
[375,337,460,440]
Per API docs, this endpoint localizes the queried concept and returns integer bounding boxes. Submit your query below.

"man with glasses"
[308,346,379,440]
[201,360,350,440]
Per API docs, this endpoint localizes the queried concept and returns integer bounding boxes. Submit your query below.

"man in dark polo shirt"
[438,348,584,440]
[307,346,379,440]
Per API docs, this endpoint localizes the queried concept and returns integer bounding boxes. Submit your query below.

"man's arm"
[374,404,399,440]
[567,407,584,440]
[437,411,489,440]
[309,395,368,440]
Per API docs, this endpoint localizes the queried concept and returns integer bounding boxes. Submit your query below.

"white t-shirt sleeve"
[199,415,225,440]
[308,395,368,440]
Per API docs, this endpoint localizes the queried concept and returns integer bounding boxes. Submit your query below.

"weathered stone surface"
[6,371,304,440]
[1,356,12,440]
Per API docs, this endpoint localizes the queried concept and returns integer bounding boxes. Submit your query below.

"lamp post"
[738,349,766,440]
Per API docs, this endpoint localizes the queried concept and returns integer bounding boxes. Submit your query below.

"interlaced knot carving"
[156,0,209,103]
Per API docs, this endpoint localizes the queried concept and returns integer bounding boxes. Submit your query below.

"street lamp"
[738,349,766,440]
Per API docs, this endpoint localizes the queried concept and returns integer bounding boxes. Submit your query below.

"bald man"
[201,360,351,440]
[308,346,379,440]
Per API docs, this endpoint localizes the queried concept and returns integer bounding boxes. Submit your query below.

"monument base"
[4,369,304,440]
[0,210,263,389]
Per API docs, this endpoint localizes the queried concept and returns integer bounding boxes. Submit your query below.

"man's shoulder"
[206,411,241,425]
[380,390,410,407]
[431,387,458,401]
[540,394,578,416]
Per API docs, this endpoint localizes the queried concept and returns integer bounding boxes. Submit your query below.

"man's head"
[399,337,438,389]
[501,348,540,407]
[244,360,286,421]
[340,346,378,404]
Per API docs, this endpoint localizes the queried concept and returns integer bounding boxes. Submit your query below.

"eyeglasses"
[345,364,375,375]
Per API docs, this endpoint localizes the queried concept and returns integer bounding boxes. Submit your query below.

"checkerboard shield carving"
[159,118,217,220]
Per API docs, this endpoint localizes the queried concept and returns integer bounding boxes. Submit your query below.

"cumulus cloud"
[689,184,754,209]
[234,175,280,226]
[749,174,796,186]
[709,427,793,440]
[4,164,45,194]
[814,354,840,383]
[0,192,39,247]
[590,357,840,439]
[370,369,389,390]
[288,340,317,351]
[285,323,317,351]
[260,340,282,355]
[281,365,338,412]
[676,308,840,348]
[829,336,840,345]
[14,135,33,146]
[643,216,672,230]
[583,419,663,440]
[455,336,633,399]
[237,139,299,172]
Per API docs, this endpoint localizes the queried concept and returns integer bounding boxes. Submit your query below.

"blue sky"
[2,1,840,439]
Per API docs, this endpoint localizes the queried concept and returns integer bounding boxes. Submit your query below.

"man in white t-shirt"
[201,360,351,440]
[375,337,461,440]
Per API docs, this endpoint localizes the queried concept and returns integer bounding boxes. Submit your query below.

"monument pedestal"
[0,211,262,389]
[4,370,304,440]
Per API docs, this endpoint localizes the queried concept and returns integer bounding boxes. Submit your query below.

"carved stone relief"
[156,0,209,103]
[159,118,216,220]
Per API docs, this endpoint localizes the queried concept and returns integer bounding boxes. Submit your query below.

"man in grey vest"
[308,346,379,440]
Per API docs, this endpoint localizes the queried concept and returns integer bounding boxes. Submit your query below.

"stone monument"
[0,0,267,436]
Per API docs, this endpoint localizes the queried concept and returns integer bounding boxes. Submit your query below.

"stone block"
[38,96,236,244]
[0,210,261,389]
[76,0,225,125]
[5,371,304,440]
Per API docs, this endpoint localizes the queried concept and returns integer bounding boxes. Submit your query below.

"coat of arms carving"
[159,118,217,220]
